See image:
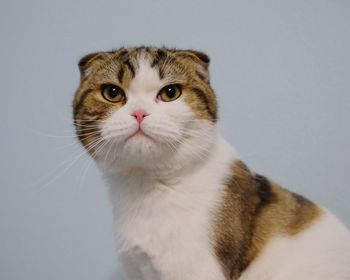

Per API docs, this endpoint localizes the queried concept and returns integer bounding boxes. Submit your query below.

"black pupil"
[108,86,119,98]
[166,86,176,98]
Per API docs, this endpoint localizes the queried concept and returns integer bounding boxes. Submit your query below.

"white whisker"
[33,137,105,192]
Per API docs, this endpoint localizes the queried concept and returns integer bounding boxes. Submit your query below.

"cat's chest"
[111,181,226,280]
[115,184,213,256]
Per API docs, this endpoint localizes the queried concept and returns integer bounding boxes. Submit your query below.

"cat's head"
[73,47,218,174]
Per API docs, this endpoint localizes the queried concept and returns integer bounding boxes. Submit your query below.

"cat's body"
[73,47,350,280]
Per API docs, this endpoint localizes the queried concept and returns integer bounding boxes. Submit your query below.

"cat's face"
[73,47,218,173]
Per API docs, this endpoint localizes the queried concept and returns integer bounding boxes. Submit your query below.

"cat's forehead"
[110,48,189,84]
[128,56,164,93]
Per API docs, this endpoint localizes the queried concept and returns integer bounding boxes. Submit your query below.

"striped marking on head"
[73,47,218,125]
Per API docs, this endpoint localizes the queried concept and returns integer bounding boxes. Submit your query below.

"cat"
[73,47,350,280]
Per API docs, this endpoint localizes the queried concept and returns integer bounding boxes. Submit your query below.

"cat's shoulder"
[213,158,350,279]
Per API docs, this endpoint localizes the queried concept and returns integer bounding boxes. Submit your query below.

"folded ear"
[184,50,210,66]
[78,52,103,79]
[174,49,211,82]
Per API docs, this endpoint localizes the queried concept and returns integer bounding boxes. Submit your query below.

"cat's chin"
[96,122,218,175]
[95,136,177,174]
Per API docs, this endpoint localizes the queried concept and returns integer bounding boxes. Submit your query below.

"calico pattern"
[73,47,350,280]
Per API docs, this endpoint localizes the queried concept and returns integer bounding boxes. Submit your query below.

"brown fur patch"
[213,161,321,279]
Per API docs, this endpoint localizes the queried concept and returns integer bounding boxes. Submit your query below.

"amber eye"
[158,84,182,102]
[101,84,125,103]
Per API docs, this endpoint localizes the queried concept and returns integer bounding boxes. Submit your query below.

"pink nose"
[132,109,148,125]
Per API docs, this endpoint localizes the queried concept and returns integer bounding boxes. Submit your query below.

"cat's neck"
[103,135,239,206]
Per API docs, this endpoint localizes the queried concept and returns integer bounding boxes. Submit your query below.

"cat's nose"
[131,109,149,125]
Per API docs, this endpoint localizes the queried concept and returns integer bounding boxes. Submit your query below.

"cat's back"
[239,210,350,280]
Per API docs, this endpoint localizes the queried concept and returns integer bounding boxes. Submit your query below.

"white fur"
[106,135,236,280]
[93,57,350,279]
[240,211,350,280]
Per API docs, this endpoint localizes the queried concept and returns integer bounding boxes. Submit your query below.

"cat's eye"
[101,84,125,103]
[157,85,182,102]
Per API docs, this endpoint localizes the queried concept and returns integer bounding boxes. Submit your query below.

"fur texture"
[73,47,350,280]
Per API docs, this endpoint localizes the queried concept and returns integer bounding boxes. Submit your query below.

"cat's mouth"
[125,128,153,142]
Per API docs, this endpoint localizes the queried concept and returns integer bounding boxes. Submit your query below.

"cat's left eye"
[101,84,125,103]
[157,85,182,102]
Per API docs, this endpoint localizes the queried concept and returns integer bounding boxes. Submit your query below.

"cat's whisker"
[32,129,100,139]
[173,136,212,161]
[54,133,102,151]
[73,123,105,128]
[73,125,101,132]
[103,140,116,166]
[144,124,180,135]
[54,139,82,151]
[74,132,101,139]
[77,138,111,192]
[73,119,106,124]
[156,133,209,163]
[180,128,213,138]
[72,122,106,129]
[176,118,204,124]
[111,138,120,166]
[162,139,178,155]
[38,137,102,181]
[65,116,107,122]
[33,138,105,192]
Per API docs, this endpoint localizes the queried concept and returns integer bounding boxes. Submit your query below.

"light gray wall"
[1,0,349,279]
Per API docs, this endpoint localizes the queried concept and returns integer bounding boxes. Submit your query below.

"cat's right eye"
[101,84,126,103]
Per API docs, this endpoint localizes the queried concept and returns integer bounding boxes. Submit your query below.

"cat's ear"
[78,52,103,79]
[174,50,210,82]
[184,50,210,67]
